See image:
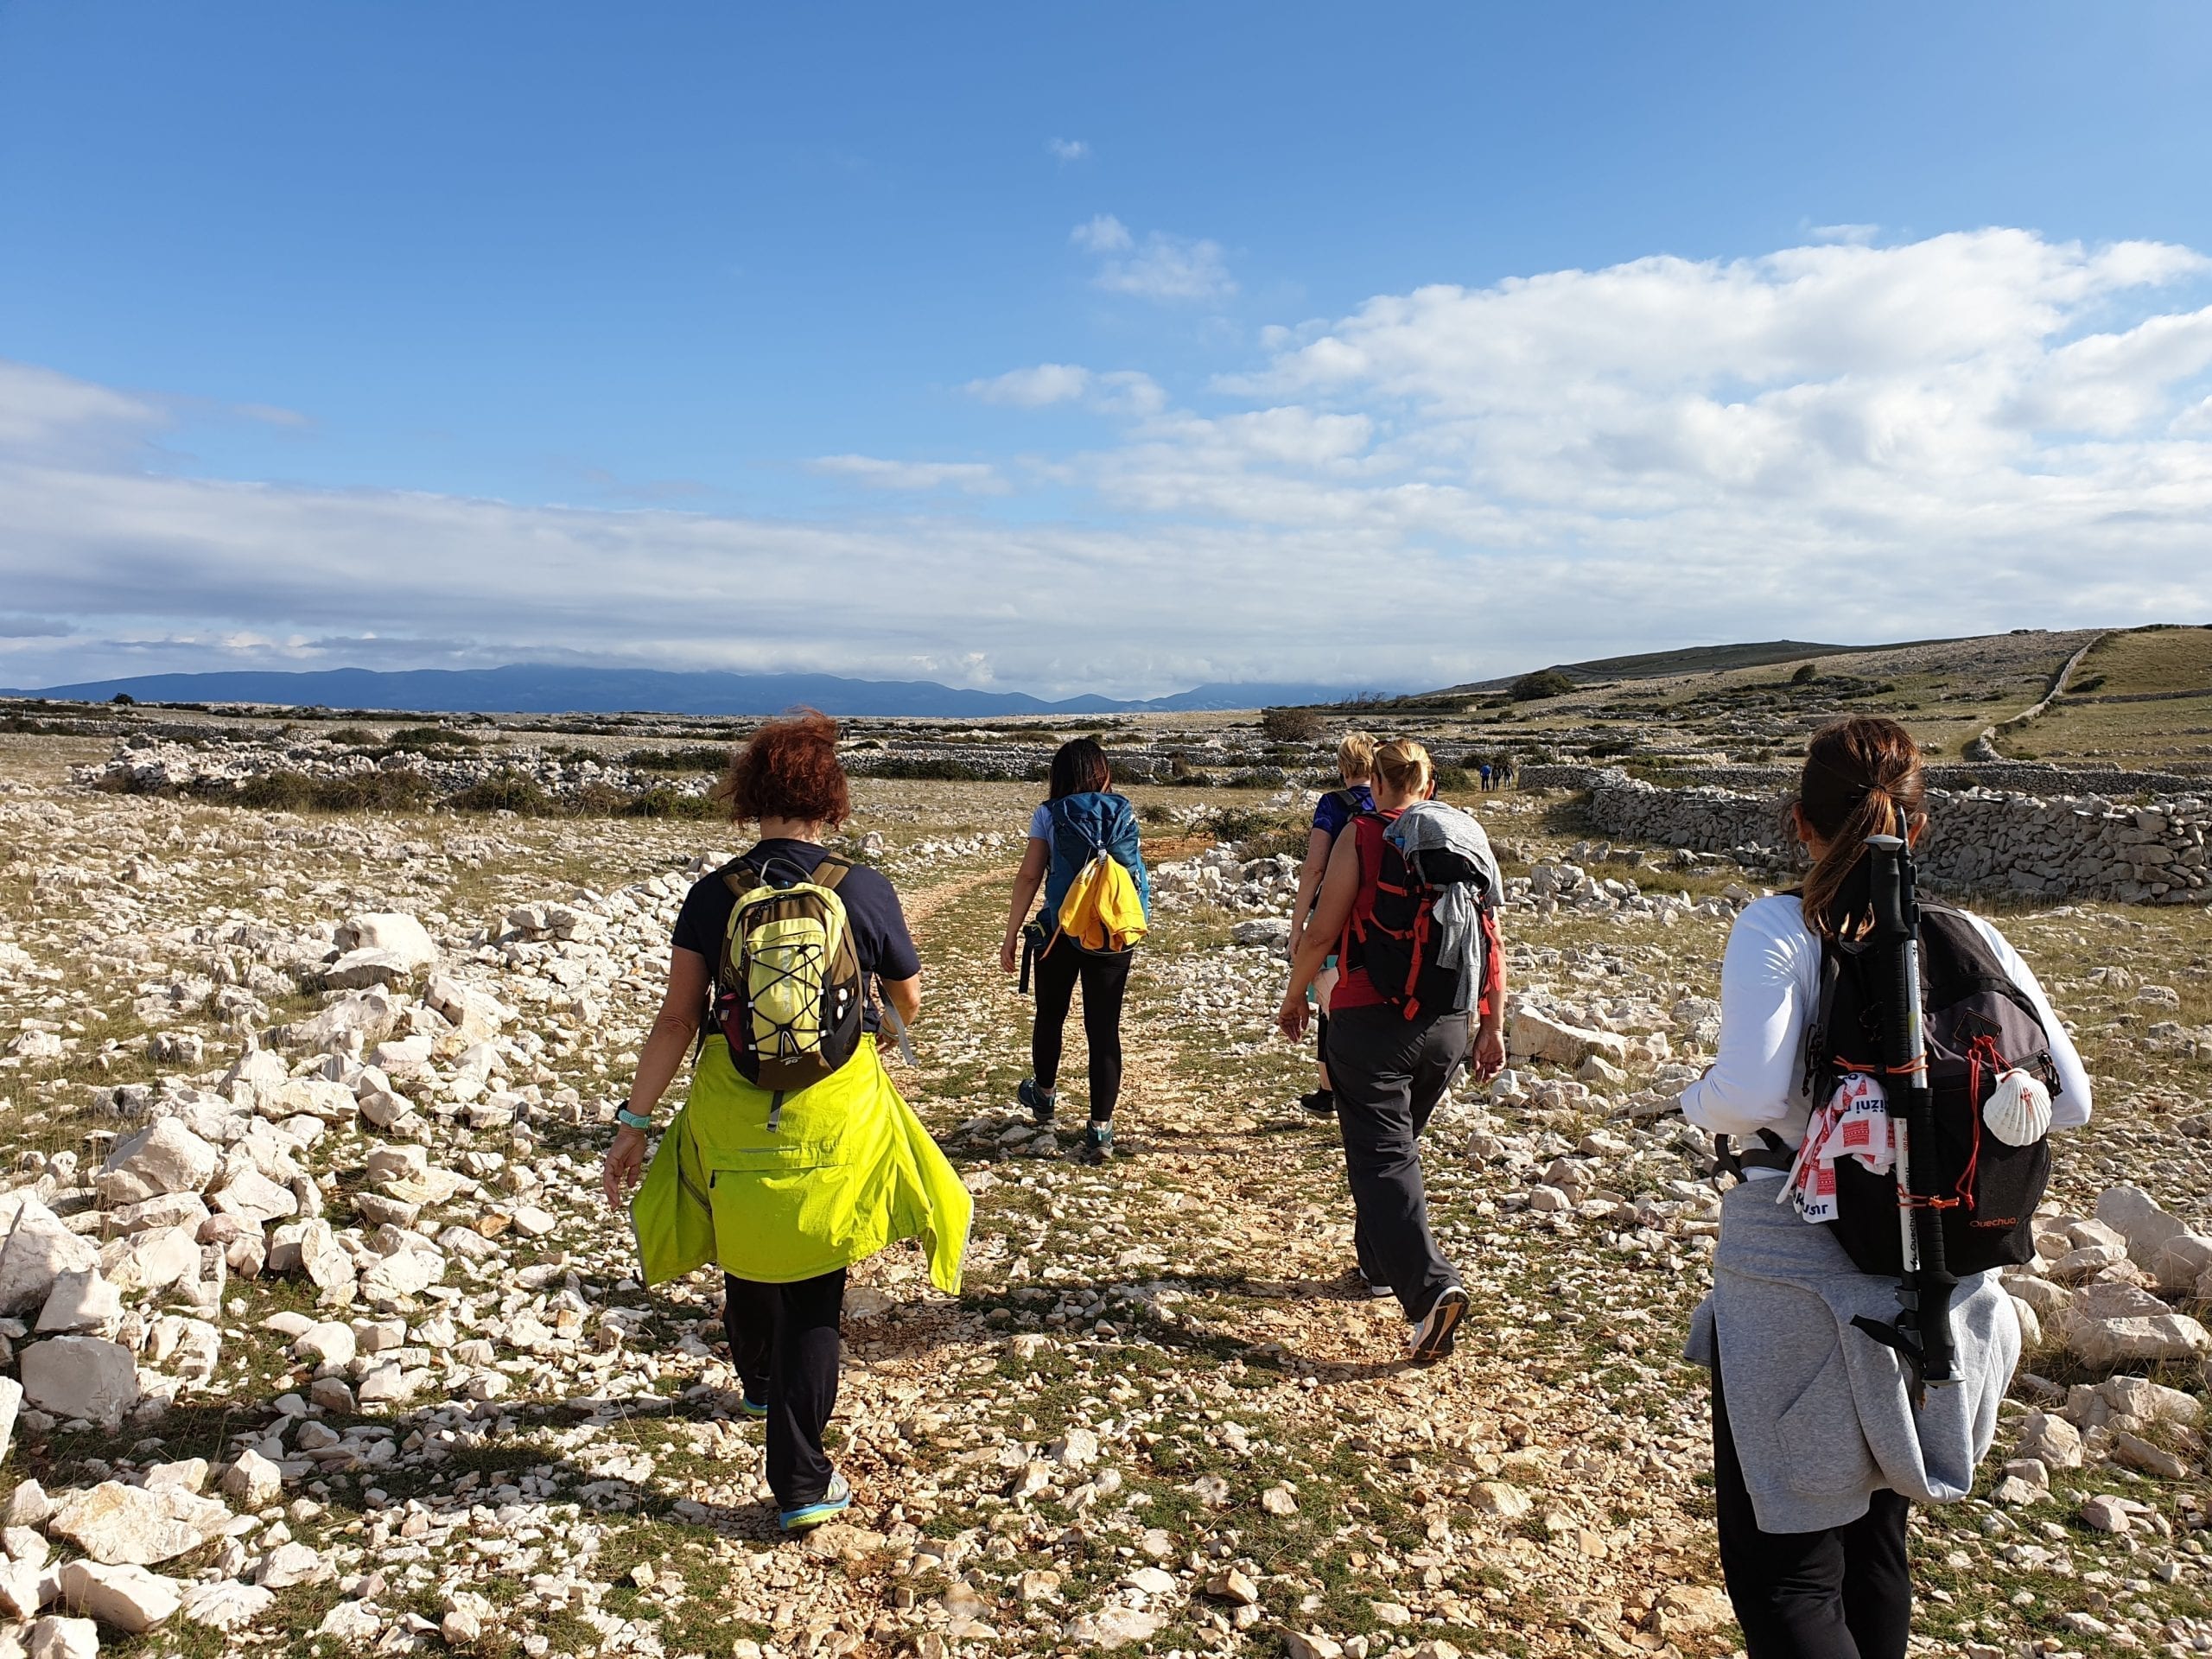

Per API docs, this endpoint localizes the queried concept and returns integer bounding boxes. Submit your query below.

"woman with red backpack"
[1275,738,1506,1360]
[1286,730,1377,1120]
[1680,716,2092,1658]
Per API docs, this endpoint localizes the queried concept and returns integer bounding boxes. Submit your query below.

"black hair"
[1047,737,1111,801]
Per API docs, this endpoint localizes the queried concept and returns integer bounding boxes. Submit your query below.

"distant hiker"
[1478,761,1492,791]
[604,710,971,1533]
[1286,731,1378,1120]
[1001,737,1153,1164]
[1680,716,2090,1658]
[1276,739,1505,1357]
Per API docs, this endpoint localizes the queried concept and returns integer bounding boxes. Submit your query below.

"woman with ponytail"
[1678,716,2091,1657]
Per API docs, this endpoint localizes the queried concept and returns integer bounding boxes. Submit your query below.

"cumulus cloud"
[1071,216,1234,303]
[805,454,1010,494]
[6,228,2212,694]
[1048,137,1090,162]
[964,363,1094,407]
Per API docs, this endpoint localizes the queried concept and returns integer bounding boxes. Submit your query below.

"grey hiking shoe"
[1075,1122,1114,1165]
[1407,1287,1469,1363]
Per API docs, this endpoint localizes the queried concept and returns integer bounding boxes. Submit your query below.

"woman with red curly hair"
[602,711,968,1533]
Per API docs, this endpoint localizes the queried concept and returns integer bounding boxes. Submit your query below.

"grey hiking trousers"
[1325,1002,1468,1321]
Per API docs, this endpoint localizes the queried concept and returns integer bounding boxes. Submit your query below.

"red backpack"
[1340,812,1502,1021]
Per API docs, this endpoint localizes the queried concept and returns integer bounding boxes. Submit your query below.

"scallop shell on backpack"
[1982,1067,2053,1148]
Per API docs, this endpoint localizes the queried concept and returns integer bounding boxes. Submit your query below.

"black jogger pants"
[1325,1002,1466,1320]
[1712,1357,1912,1659]
[722,1267,847,1511]
[1031,943,1132,1121]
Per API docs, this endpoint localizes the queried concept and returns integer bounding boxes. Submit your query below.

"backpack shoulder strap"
[808,854,855,893]
[1801,939,1845,1099]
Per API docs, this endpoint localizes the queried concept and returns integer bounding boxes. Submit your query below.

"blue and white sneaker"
[1019,1078,1056,1127]
[779,1474,853,1532]
[1407,1287,1469,1363]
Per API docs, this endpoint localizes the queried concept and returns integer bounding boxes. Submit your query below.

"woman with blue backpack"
[1000,737,1152,1165]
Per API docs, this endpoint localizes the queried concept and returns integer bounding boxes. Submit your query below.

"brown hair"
[1796,715,1927,939]
[714,709,851,827]
[1337,731,1377,781]
[1372,737,1433,799]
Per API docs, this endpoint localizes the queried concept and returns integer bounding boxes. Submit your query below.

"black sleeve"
[671,877,722,961]
[845,867,922,982]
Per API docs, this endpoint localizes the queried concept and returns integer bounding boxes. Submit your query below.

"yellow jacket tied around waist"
[631,1034,971,1294]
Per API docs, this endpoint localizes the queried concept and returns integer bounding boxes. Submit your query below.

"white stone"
[322,948,418,990]
[21,1336,140,1426]
[1071,1607,1162,1649]
[1509,1007,1629,1068]
[57,1560,181,1634]
[315,1599,381,1641]
[48,1481,232,1566]
[219,1448,284,1509]
[291,1321,356,1368]
[336,912,437,971]
[1052,1426,1101,1469]
[256,1541,328,1588]
[98,1120,219,1206]
[1471,1480,1532,1519]
[207,1165,297,1226]
[0,1376,20,1466]
[0,1193,101,1318]
[102,1225,200,1294]
[178,1579,274,1630]
[2061,1281,2212,1365]
[25,1616,99,1659]
[2016,1410,2084,1471]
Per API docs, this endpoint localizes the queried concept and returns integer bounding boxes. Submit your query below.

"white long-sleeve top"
[1679,895,2092,1147]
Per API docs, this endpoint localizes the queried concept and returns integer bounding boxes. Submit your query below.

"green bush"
[446,770,556,814]
[624,745,731,772]
[325,726,375,746]
[220,770,436,813]
[1432,765,1474,792]
[1510,669,1577,702]
[855,756,991,782]
[1790,663,1819,684]
[384,725,478,753]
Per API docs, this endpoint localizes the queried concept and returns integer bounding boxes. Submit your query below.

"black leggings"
[723,1268,846,1510]
[1713,1358,1911,1658]
[1031,944,1132,1121]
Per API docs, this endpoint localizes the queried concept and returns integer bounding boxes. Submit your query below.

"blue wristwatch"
[616,1109,653,1131]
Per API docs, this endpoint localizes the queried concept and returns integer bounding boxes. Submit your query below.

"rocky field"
[0,733,2207,1659]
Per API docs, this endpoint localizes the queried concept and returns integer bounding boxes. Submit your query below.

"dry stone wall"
[1580,769,2212,905]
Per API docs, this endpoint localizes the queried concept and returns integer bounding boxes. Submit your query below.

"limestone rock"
[34,1269,118,1337]
[99,1120,219,1206]
[58,1560,182,1634]
[25,1617,99,1659]
[1509,1007,1629,1068]
[0,1193,101,1318]
[1471,1480,1533,1519]
[20,1336,140,1426]
[2015,1410,2084,1471]
[2060,1281,2212,1365]
[334,912,438,972]
[48,1481,232,1566]
[0,1376,20,1465]
[178,1579,275,1630]
[1071,1607,1162,1649]
[219,1448,283,1508]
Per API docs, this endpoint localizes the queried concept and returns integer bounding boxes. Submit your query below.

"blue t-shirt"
[1312,784,1374,841]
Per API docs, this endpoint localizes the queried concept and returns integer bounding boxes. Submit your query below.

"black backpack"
[1342,812,1490,1021]
[1804,903,2058,1277]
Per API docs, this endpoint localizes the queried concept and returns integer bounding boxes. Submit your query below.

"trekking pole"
[1853,822,1958,1402]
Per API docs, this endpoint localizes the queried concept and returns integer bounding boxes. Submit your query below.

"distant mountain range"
[3,664,1381,718]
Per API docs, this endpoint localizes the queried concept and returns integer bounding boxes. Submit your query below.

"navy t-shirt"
[671,840,921,1033]
[1312,785,1374,841]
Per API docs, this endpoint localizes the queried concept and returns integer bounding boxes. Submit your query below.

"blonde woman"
[1277,739,1506,1360]
[1285,731,1376,1122]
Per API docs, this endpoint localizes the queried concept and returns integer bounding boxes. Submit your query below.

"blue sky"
[3,3,2211,695]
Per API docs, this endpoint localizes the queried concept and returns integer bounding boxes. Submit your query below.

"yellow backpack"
[1053,847,1148,954]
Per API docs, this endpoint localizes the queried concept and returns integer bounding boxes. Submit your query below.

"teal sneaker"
[1019,1078,1056,1127]
[736,1394,767,1420]
[779,1474,852,1532]
[1075,1122,1114,1166]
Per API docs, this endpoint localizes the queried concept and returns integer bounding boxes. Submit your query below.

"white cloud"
[964,363,1093,407]
[1048,137,1090,162]
[1070,214,1131,254]
[7,227,2212,696]
[1071,216,1235,303]
[806,454,1010,494]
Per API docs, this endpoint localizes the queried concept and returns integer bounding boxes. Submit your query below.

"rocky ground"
[0,739,2206,1659]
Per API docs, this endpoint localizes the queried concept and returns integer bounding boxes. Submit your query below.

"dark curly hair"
[714,709,851,827]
